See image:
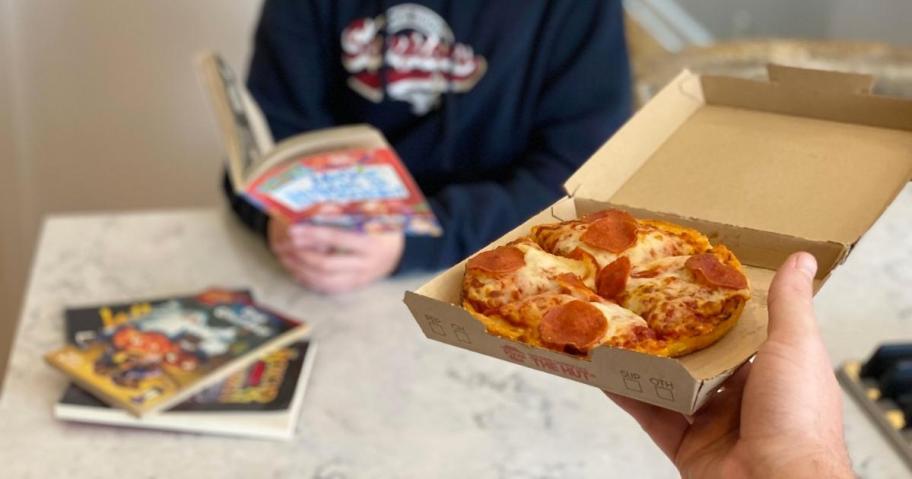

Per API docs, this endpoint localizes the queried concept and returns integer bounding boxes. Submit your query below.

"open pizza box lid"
[404,64,912,414]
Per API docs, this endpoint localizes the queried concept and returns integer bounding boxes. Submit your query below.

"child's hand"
[268,219,404,294]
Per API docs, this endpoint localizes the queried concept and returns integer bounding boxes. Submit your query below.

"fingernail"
[288,225,311,237]
[794,252,817,279]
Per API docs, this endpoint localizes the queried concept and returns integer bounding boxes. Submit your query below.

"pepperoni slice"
[567,247,594,263]
[685,253,748,290]
[580,209,637,224]
[580,211,638,253]
[555,272,587,290]
[630,269,660,279]
[466,246,525,274]
[596,256,631,300]
[538,300,608,352]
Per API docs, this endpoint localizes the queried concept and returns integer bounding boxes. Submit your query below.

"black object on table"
[838,343,912,471]
[879,360,912,400]
[861,344,912,379]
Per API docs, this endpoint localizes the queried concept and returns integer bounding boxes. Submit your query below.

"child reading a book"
[224,0,633,293]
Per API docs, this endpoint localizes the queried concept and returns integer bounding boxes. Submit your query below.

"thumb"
[766,252,819,344]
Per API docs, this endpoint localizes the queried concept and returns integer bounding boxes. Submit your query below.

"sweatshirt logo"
[341,3,487,115]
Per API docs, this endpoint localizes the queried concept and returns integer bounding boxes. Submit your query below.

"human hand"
[268,219,404,294]
[608,252,853,478]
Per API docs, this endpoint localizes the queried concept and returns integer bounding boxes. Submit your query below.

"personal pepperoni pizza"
[462,209,751,358]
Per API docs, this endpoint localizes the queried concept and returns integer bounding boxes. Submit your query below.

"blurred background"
[1,0,912,390]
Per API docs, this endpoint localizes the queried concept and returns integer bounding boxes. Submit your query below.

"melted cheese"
[550,222,708,270]
[628,256,748,306]
[626,230,685,265]
[514,243,594,291]
[591,302,648,342]
[464,241,597,312]
[623,255,750,339]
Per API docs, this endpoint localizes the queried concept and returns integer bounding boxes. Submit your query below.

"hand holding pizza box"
[405,64,912,414]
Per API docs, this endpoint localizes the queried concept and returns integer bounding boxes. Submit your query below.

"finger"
[294,269,371,294]
[272,240,332,257]
[282,239,333,254]
[296,250,368,274]
[276,252,306,276]
[766,252,819,345]
[288,225,374,254]
[268,217,293,243]
[605,391,689,460]
[271,237,298,255]
[273,243,369,274]
[671,364,751,474]
[690,362,751,429]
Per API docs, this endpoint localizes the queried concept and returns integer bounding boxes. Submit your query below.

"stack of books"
[44,289,315,440]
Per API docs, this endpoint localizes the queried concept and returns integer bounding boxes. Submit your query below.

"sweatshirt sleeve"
[221,0,335,237]
[395,2,632,272]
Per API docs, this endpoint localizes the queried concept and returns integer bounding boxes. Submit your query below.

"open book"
[53,291,317,440]
[44,289,311,417]
[197,51,441,235]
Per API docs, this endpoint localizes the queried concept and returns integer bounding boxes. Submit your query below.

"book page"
[198,52,275,189]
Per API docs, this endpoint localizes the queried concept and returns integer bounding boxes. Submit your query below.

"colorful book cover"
[58,343,310,412]
[45,290,310,416]
[59,293,307,412]
[244,147,442,236]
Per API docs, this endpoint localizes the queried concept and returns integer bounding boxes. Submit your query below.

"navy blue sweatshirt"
[225,0,632,272]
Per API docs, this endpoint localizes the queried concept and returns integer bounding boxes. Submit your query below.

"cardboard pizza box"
[403,64,912,414]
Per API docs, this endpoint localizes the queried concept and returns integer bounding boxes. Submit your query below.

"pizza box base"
[404,198,818,415]
[404,64,912,415]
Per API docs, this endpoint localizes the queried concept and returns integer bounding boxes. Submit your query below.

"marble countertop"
[1,186,910,478]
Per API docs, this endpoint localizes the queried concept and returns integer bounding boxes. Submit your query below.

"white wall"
[0,0,23,389]
[827,1,912,46]
[677,0,912,45]
[0,0,263,390]
[12,0,262,217]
